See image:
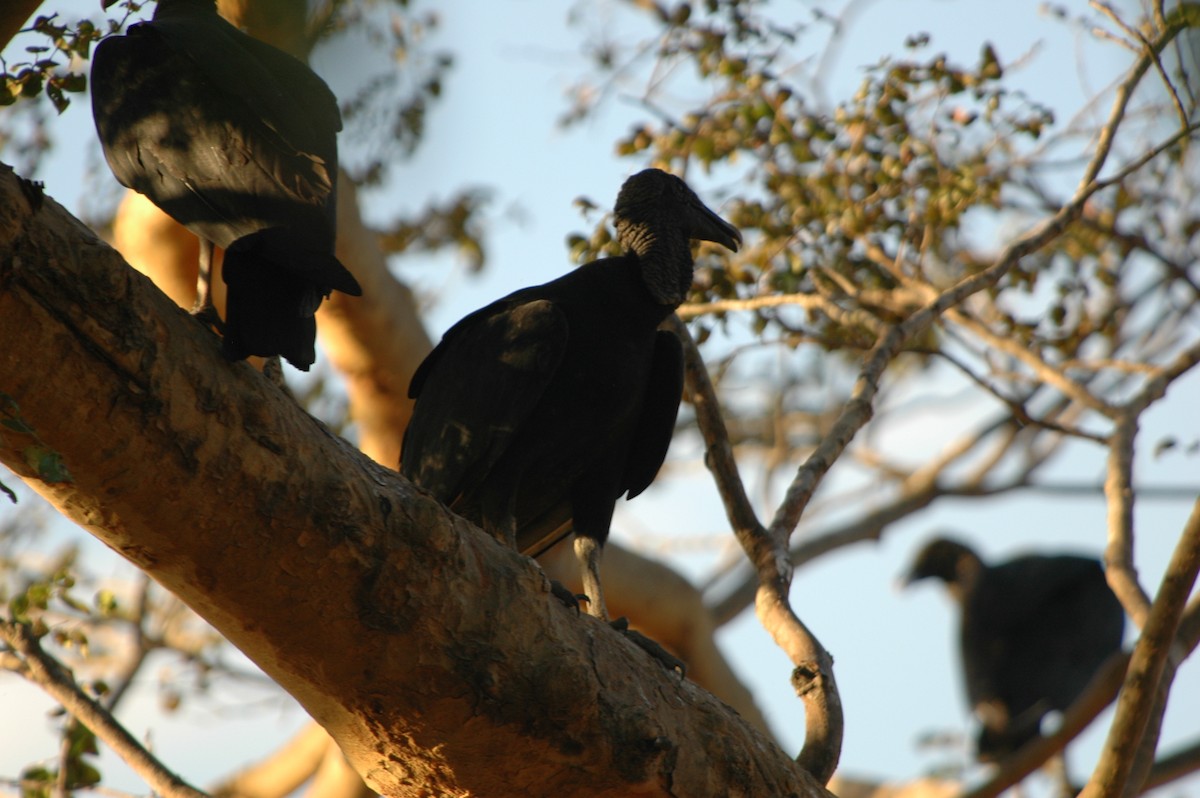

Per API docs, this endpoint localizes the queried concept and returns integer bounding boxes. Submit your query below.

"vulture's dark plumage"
[90,0,361,371]
[904,537,1125,762]
[401,169,740,625]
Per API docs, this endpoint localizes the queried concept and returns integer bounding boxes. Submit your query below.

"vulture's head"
[903,536,985,601]
[614,168,742,254]
[613,169,741,305]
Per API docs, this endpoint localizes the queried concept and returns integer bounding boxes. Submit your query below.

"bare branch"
[1106,337,1200,625]
[1075,12,1190,191]
[1091,1,1190,127]
[945,309,1117,419]
[100,575,153,713]
[1143,738,1200,792]
[1104,415,1153,627]
[668,315,842,784]
[0,620,211,798]
[677,293,886,335]
[1083,497,1200,798]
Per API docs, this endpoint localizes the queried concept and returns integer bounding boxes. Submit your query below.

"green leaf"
[19,765,53,798]
[9,593,30,619]
[23,445,72,483]
[95,589,119,616]
[1,417,34,433]
[58,73,87,93]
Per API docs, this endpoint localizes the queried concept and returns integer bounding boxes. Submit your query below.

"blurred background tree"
[1,1,1198,797]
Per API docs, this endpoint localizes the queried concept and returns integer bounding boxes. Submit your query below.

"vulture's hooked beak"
[688,198,743,253]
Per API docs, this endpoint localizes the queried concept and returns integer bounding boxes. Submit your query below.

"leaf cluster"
[1,12,109,113]
[564,1,1198,458]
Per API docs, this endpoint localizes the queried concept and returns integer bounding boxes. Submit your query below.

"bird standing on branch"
[903,536,1125,769]
[401,169,741,639]
[90,0,361,371]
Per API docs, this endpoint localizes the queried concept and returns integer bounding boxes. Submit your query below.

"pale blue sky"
[1,0,1197,795]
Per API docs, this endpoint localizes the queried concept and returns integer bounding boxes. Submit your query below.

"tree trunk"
[0,165,827,797]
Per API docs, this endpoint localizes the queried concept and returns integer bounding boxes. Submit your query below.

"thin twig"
[1142,738,1200,793]
[946,308,1117,419]
[1092,1,1190,127]
[0,620,210,798]
[103,575,153,712]
[677,292,887,334]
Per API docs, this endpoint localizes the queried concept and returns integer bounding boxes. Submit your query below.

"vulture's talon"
[549,580,588,613]
[611,617,687,679]
[192,303,225,335]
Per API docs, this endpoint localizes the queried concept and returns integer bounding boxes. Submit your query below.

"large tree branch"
[0,0,41,54]
[537,540,778,741]
[0,166,828,798]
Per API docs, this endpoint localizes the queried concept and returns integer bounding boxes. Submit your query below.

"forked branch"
[0,620,210,798]
[669,315,843,784]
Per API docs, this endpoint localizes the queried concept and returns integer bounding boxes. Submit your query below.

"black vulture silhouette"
[904,536,1125,762]
[90,0,360,370]
[402,168,740,628]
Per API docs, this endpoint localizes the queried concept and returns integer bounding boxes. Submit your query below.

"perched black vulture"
[904,536,1126,763]
[90,0,361,371]
[401,169,741,624]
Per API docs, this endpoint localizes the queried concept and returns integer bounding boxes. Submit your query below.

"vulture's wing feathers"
[963,553,1124,755]
[91,21,337,243]
[402,296,569,504]
[974,555,1107,630]
[622,329,684,499]
[150,15,341,150]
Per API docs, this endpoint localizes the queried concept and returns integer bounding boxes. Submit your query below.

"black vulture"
[903,536,1126,763]
[401,168,741,625]
[90,0,361,371]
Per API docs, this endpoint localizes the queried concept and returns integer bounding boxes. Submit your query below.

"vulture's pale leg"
[573,535,686,677]
[191,237,224,332]
[574,535,608,621]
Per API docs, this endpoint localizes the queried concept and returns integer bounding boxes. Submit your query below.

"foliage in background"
[1,0,1198,795]
[566,1,1198,486]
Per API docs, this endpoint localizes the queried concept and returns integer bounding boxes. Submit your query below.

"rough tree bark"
[0,166,827,796]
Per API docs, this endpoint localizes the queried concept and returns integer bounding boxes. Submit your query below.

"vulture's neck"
[947,555,984,604]
[617,219,693,306]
